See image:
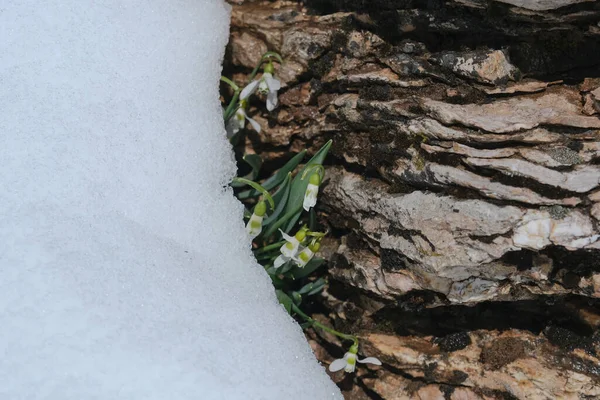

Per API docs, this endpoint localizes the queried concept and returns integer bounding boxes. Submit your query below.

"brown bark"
[224,0,600,398]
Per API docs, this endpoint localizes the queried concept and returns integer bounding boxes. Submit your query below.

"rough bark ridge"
[224,0,600,398]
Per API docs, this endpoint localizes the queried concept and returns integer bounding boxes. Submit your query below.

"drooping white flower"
[293,241,320,268]
[303,173,321,212]
[273,229,306,269]
[239,66,281,112]
[273,253,291,269]
[279,230,302,257]
[226,103,261,138]
[245,201,267,240]
[239,80,260,101]
[329,343,381,373]
[257,72,281,112]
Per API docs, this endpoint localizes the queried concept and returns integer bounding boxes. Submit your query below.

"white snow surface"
[0,1,342,399]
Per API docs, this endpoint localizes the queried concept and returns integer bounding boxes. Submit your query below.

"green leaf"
[263,173,292,227]
[263,205,301,238]
[268,274,285,290]
[255,252,278,262]
[243,154,262,179]
[282,140,332,230]
[279,260,295,274]
[290,258,325,279]
[237,151,306,200]
[231,154,263,188]
[307,277,326,296]
[298,282,315,295]
[300,321,314,329]
[291,291,302,305]
[276,290,293,314]
[283,210,302,234]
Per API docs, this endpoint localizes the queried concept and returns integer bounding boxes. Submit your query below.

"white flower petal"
[293,248,314,267]
[328,358,347,372]
[280,242,299,258]
[358,357,382,366]
[246,116,261,133]
[278,229,300,257]
[266,91,278,112]
[240,80,259,100]
[274,254,288,269]
[265,75,281,92]
[245,214,263,240]
[258,79,269,95]
[303,195,317,212]
[278,229,295,242]
[303,184,319,211]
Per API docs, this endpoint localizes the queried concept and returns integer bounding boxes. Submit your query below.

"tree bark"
[225,0,600,398]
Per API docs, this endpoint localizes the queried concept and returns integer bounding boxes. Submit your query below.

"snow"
[0,1,342,399]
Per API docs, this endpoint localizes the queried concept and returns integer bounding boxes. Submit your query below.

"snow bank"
[0,1,341,398]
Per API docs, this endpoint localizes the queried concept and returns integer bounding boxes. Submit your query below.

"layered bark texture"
[224,0,600,398]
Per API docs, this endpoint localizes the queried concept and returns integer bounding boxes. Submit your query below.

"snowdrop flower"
[293,241,320,268]
[303,173,321,212]
[258,73,281,112]
[240,63,281,112]
[246,201,267,240]
[226,98,261,138]
[329,343,381,373]
[274,229,306,269]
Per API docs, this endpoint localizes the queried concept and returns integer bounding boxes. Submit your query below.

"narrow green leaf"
[243,154,262,178]
[263,173,292,227]
[291,291,302,305]
[282,140,332,226]
[279,260,295,274]
[275,290,293,314]
[307,278,326,296]
[290,258,325,279]
[269,274,285,290]
[263,204,302,238]
[298,282,315,295]
[237,151,306,200]
[253,240,285,255]
[283,209,302,233]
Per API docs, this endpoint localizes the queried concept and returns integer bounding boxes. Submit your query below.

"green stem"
[231,178,275,210]
[291,303,358,345]
[220,76,239,91]
[246,52,284,85]
[223,91,240,122]
[254,240,286,255]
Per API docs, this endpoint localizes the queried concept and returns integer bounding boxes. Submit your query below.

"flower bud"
[254,201,267,217]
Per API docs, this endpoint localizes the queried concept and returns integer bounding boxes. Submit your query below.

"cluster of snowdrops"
[221,52,380,374]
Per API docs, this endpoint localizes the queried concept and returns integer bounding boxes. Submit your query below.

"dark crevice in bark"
[371,296,599,339]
